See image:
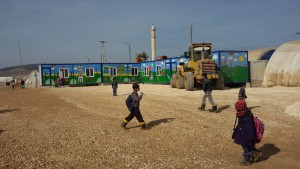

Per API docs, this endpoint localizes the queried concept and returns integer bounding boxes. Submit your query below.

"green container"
[212,51,249,84]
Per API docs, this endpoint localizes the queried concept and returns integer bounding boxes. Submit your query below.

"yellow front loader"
[170,43,219,91]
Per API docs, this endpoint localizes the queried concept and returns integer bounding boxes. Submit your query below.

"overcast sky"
[1,0,300,68]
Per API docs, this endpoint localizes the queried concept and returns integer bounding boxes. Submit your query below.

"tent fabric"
[0,77,13,86]
[263,40,300,87]
[25,70,40,88]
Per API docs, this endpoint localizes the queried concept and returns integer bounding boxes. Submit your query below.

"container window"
[109,67,117,76]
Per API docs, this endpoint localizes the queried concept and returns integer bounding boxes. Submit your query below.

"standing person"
[233,100,261,166]
[198,73,217,112]
[58,77,62,87]
[11,79,15,90]
[21,79,25,89]
[238,84,247,100]
[60,77,64,87]
[121,83,147,129]
[112,77,118,96]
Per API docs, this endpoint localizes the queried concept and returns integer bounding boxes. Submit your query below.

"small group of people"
[10,78,25,90]
[115,73,261,165]
[198,73,261,165]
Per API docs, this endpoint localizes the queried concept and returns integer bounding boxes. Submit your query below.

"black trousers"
[242,144,256,153]
[113,88,117,96]
[125,107,144,123]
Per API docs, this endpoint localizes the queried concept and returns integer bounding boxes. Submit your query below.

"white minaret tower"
[151,25,156,61]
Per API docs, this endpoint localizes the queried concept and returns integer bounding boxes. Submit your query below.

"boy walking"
[121,83,147,129]
[198,73,217,112]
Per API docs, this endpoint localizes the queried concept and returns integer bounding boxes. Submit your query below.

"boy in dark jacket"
[233,100,261,165]
[198,73,217,112]
[112,78,118,96]
[121,83,147,129]
[238,84,247,100]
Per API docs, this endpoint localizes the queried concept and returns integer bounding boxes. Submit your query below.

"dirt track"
[1,84,300,168]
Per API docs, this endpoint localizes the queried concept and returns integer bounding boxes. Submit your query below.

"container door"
[166,62,177,83]
[78,66,83,83]
[41,68,52,86]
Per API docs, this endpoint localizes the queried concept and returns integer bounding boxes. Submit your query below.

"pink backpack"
[254,117,264,143]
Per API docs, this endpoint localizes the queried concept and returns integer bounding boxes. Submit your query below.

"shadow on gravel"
[0,129,4,135]
[115,93,130,96]
[146,118,175,129]
[0,109,20,114]
[249,106,261,110]
[216,105,231,113]
[256,143,281,162]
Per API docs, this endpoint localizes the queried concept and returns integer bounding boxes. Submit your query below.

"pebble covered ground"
[0,84,300,168]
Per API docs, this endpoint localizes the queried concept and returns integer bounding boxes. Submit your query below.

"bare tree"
[135,51,149,62]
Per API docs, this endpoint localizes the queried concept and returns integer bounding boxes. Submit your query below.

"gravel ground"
[1,84,300,169]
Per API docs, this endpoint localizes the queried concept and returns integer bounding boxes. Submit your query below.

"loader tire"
[176,73,184,89]
[170,74,177,88]
[184,72,194,91]
[213,70,225,90]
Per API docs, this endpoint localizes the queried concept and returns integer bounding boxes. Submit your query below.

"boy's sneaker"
[198,104,205,111]
[141,124,148,130]
[121,122,128,129]
[209,106,218,112]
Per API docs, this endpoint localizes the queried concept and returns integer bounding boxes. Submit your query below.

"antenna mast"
[18,42,23,79]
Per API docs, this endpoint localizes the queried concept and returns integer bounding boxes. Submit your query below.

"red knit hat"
[235,100,248,117]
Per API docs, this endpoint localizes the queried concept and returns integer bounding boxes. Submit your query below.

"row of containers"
[39,51,249,87]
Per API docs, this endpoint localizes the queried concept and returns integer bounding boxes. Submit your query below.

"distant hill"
[0,64,39,77]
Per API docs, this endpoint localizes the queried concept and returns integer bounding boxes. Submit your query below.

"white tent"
[25,70,40,88]
[263,40,300,87]
[0,77,13,86]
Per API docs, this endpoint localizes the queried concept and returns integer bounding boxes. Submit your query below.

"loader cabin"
[184,43,212,60]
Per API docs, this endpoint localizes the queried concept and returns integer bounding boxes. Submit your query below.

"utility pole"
[125,42,131,63]
[190,23,195,45]
[18,42,23,79]
[99,41,106,63]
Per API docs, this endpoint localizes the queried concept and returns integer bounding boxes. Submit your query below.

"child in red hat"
[233,100,261,165]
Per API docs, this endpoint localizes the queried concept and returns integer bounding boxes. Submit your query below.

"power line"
[235,33,300,50]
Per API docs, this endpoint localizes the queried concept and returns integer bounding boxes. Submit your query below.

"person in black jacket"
[21,79,25,89]
[111,77,118,96]
[121,83,147,129]
[198,73,217,112]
